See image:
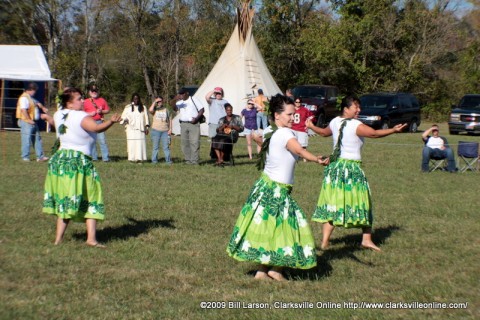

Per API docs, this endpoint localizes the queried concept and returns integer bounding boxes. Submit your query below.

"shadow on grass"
[246,225,401,281]
[73,217,175,243]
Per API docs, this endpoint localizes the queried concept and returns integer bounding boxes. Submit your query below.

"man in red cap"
[83,84,111,161]
[205,87,228,138]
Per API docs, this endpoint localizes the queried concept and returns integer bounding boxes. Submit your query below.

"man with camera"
[171,88,204,165]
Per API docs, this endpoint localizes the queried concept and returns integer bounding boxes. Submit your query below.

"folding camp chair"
[429,156,447,172]
[210,132,236,166]
[457,141,479,172]
[223,132,235,166]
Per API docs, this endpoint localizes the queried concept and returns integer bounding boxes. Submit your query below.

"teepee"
[173,1,282,135]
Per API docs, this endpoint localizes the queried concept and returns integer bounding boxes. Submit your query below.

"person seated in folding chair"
[212,103,244,167]
[421,124,456,173]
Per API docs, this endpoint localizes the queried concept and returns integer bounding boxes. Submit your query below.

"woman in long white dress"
[121,93,150,162]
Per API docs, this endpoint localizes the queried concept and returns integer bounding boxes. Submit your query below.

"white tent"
[0,45,56,81]
[172,2,282,135]
[0,45,56,130]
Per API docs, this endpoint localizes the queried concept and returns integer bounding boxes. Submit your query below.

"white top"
[263,127,298,185]
[176,96,203,122]
[330,117,364,161]
[54,110,95,155]
[121,104,149,131]
[426,136,444,149]
[208,98,227,125]
[19,96,41,120]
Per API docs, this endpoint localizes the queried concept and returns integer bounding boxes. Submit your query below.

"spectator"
[241,99,259,159]
[16,82,49,162]
[149,96,172,165]
[205,87,227,138]
[291,97,312,161]
[421,124,456,172]
[120,93,150,163]
[212,103,243,166]
[83,84,111,162]
[285,88,294,100]
[171,88,204,165]
[253,88,269,130]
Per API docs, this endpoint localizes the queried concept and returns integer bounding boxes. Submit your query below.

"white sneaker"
[22,158,30,162]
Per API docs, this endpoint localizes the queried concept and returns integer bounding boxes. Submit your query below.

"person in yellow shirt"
[16,82,49,162]
[253,88,269,130]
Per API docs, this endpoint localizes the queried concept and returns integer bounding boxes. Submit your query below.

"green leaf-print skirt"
[312,158,373,228]
[227,173,317,269]
[43,149,105,222]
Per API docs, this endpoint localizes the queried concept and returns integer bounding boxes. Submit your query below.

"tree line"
[1,0,479,120]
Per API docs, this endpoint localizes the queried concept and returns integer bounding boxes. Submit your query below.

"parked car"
[291,85,340,127]
[448,94,480,135]
[358,92,421,132]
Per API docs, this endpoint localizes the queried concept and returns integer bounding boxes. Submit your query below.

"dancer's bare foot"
[361,241,381,252]
[320,241,329,250]
[86,242,106,248]
[254,271,271,280]
[267,270,287,281]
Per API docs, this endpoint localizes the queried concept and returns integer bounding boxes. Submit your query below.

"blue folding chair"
[457,141,479,172]
[429,156,447,172]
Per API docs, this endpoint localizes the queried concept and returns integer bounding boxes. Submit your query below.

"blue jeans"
[151,129,171,164]
[256,112,268,130]
[91,120,110,161]
[422,147,456,172]
[18,119,44,159]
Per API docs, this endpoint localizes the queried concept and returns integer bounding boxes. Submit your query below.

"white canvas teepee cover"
[172,3,281,136]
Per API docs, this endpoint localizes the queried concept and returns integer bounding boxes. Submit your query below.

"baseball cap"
[247,99,254,104]
[214,87,223,94]
[88,84,99,92]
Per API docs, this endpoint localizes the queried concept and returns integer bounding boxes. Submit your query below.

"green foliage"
[2,0,479,119]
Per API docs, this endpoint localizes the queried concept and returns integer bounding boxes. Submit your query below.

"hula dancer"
[306,96,406,252]
[226,94,329,281]
[43,87,121,247]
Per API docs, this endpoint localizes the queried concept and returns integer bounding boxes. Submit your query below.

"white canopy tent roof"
[0,45,56,81]
[172,2,281,136]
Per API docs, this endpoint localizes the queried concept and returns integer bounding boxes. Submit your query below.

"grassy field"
[1,122,479,319]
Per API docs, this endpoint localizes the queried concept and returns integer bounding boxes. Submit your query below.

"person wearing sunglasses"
[83,84,111,162]
[291,98,312,161]
[149,96,172,165]
[241,99,260,159]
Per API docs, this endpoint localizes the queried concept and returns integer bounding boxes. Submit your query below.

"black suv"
[358,92,421,132]
[291,85,340,127]
[448,94,480,135]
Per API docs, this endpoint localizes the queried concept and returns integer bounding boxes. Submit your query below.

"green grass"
[1,122,479,319]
